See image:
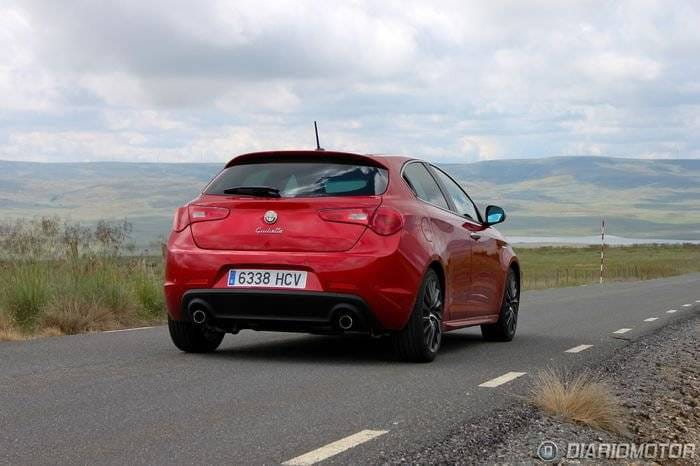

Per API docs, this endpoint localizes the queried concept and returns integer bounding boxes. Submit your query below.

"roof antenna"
[314,121,324,151]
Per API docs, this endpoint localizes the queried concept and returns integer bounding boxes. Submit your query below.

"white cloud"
[0,0,699,163]
[575,53,662,82]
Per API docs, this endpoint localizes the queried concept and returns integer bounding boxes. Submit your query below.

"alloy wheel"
[422,276,443,353]
[503,273,519,335]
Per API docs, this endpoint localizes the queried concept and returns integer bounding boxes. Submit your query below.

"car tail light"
[318,206,404,236]
[369,206,404,235]
[318,208,372,226]
[171,206,230,232]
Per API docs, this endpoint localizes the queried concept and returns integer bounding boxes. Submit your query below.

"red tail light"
[318,207,372,226]
[318,206,404,236]
[369,206,404,235]
[172,206,230,232]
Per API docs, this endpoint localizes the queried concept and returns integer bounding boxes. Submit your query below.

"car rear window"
[205,159,389,197]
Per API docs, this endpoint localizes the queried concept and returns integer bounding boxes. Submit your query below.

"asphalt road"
[1,274,699,465]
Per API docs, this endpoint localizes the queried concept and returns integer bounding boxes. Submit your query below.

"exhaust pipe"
[192,309,207,324]
[332,303,363,331]
[338,313,354,330]
[188,298,211,325]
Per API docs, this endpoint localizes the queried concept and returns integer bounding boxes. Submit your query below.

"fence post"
[599,218,606,284]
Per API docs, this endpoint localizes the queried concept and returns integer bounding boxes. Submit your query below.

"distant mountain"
[1,156,699,245]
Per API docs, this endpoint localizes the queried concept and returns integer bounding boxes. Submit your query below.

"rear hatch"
[189,154,388,252]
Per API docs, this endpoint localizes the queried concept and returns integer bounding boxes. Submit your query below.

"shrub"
[132,265,165,320]
[3,264,51,328]
[0,309,23,341]
[0,217,166,338]
[530,368,627,434]
[40,295,116,335]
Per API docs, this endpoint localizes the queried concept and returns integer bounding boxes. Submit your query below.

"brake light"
[318,206,404,235]
[318,208,372,226]
[171,205,230,232]
[370,206,404,235]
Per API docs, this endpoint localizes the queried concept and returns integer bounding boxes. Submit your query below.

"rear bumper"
[182,289,374,333]
[164,225,426,331]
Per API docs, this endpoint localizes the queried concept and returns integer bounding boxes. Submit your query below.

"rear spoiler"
[224,150,387,169]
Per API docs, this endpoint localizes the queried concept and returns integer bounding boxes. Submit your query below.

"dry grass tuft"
[39,296,116,335]
[38,327,65,338]
[0,311,24,341]
[530,368,627,434]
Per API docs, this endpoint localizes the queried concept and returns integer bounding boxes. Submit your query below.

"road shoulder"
[382,313,699,464]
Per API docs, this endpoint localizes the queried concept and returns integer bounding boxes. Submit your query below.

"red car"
[165,150,519,362]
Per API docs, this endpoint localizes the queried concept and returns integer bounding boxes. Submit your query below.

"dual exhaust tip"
[189,300,361,330]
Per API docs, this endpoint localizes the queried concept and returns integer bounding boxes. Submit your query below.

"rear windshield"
[205,160,389,197]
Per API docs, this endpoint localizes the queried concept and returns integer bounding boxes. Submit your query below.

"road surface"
[1,274,699,465]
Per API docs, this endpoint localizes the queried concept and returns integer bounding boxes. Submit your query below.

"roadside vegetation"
[530,368,627,434]
[0,218,164,340]
[1,217,700,340]
[517,243,700,290]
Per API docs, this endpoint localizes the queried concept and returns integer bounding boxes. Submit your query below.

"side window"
[432,167,480,221]
[403,162,450,209]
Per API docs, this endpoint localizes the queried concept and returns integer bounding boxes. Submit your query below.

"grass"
[517,243,700,290]
[0,257,165,338]
[0,218,165,340]
[530,368,627,434]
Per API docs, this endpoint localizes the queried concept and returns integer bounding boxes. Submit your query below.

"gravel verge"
[381,313,699,464]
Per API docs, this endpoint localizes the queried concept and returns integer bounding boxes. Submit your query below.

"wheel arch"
[508,258,521,291]
[426,259,446,295]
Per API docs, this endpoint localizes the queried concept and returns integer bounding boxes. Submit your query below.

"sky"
[1,0,699,163]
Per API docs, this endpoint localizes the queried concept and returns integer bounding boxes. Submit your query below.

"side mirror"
[485,205,506,226]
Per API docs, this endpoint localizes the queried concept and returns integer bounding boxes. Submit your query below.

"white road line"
[103,326,155,333]
[643,317,658,322]
[696,300,700,303]
[667,309,678,313]
[613,328,631,334]
[478,371,527,388]
[565,344,593,353]
[282,430,388,465]
[682,304,692,307]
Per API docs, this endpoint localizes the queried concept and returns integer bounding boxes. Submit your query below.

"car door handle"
[469,232,481,240]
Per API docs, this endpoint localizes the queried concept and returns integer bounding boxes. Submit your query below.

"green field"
[517,244,700,289]
[1,218,699,340]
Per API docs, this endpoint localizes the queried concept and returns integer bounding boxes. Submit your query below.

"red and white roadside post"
[600,218,606,284]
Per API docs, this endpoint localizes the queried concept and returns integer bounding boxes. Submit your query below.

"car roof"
[225,150,417,169]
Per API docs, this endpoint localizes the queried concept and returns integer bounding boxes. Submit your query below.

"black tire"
[481,268,519,342]
[392,269,443,362]
[168,317,225,353]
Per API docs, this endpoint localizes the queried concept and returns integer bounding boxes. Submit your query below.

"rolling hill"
[1,156,699,245]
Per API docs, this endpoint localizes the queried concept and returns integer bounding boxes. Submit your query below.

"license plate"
[227,269,307,289]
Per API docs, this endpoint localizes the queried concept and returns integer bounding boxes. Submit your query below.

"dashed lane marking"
[103,327,155,333]
[282,430,388,465]
[667,310,678,313]
[613,328,632,334]
[643,317,658,322]
[565,344,593,353]
[682,304,692,307]
[478,372,527,388]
